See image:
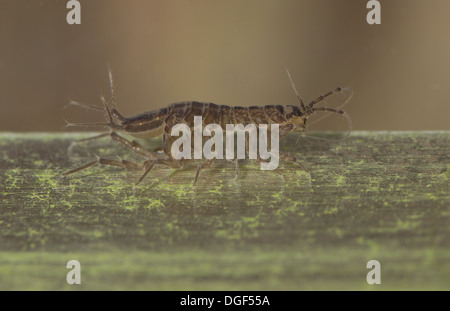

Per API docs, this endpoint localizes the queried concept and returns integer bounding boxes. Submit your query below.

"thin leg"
[68,132,111,152]
[193,159,216,186]
[67,100,105,112]
[285,68,306,112]
[307,87,353,109]
[108,66,117,111]
[305,87,353,128]
[307,87,341,108]
[136,157,183,185]
[69,130,161,159]
[109,132,157,159]
[280,152,311,177]
[136,159,157,185]
[62,156,144,176]
[63,154,181,184]
[65,69,127,127]
[107,67,126,121]
[62,160,98,176]
[72,132,110,143]
[120,158,143,170]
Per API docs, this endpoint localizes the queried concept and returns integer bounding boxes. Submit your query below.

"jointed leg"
[62,156,143,176]
[69,131,161,159]
[108,132,157,158]
[307,87,352,109]
[63,154,181,184]
[136,158,182,185]
[193,159,216,186]
[107,67,126,121]
[68,132,111,152]
[280,152,309,172]
[280,152,311,179]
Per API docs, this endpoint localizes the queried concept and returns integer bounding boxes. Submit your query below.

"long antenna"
[306,87,353,127]
[312,107,353,140]
[285,68,307,112]
[107,64,116,110]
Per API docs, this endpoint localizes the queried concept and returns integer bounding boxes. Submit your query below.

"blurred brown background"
[0,0,449,131]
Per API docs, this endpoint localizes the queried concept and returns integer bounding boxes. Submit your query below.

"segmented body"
[121,101,306,159]
[64,70,352,185]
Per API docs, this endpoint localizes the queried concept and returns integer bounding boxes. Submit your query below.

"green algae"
[0,131,448,290]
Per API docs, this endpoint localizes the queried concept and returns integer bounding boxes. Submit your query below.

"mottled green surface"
[0,131,449,290]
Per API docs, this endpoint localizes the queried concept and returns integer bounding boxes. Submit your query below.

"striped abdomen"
[120,101,305,140]
[164,101,303,133]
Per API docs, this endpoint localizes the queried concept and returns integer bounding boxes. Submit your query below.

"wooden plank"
[0,131,449,290]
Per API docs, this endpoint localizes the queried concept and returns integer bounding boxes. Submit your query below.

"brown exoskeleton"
[63,69,352,185]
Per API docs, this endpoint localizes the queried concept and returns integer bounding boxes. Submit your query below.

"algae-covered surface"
[0,131,449,290]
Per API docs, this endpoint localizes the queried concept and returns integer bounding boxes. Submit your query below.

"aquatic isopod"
[64,69,352,185]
